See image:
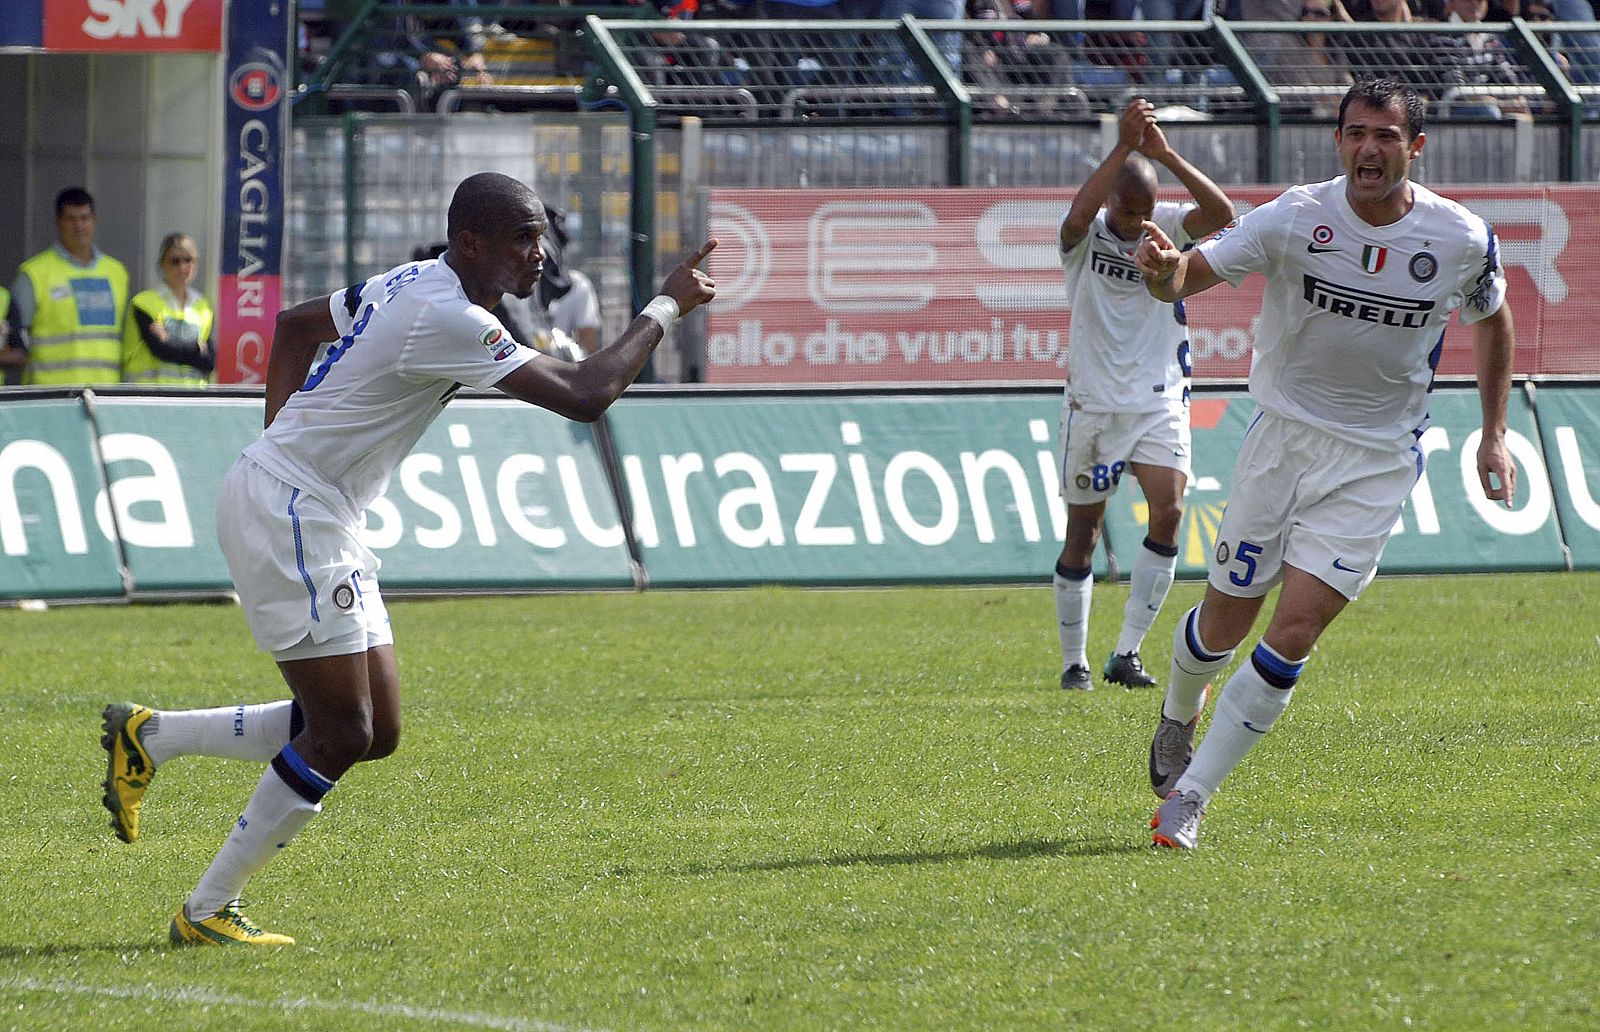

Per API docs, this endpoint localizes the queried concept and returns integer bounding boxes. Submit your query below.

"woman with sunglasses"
[121,232,216,386]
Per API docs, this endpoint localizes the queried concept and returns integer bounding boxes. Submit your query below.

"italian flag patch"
[1361,245,1388,274]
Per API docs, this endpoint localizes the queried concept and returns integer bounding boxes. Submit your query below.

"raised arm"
[1136,121,1235,240]
[265,296,338,429]
[1471,302,1517,507]
[1135,219,1227,302]
[495,239,717,422]
[1060,100,1157,253]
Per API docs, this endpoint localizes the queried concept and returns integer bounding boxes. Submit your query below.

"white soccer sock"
[1163,605,1234,723]
[1115,538,1178,656]
[142,701,296,766]
[1176,642,1303,803]
[187,747,332,917]
[1053,563,1093,670]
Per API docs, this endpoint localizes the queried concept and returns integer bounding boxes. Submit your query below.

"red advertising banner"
[43,0,222,52]
[214,273,278,384]
[705,185,1597,385]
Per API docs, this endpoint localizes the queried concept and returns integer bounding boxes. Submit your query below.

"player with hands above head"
[1051,98,1235,692]
[1135,79,1517,849]
[100,171,716,946]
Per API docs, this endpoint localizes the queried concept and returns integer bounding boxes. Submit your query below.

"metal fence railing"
[288,11,1600,380]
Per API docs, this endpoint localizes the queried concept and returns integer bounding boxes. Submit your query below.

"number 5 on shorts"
[1228,540,1263,587]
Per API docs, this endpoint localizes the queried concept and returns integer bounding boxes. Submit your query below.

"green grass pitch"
[1,573,1596,1031]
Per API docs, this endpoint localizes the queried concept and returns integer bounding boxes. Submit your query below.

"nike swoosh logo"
[1332,558,1360,573]
[1307,244,1340,254]
[1242,721,1269,734]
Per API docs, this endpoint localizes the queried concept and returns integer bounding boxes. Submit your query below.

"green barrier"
[364,399,633,590]
[1531,386,1600,570]
[1383,389,1563,573]
[607,393,1090,587]
[92,397,266,592]
[0,386,1575,599]
[0,397,125,599]
[604,387,1566,587]
[85,396,635,592]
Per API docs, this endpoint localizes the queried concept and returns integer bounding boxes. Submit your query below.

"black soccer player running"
[102,173,716,944]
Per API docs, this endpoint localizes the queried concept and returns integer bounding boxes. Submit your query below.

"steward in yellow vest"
[123,288,215,386]
[123,233,215,386]
[0,284,20,387]
[13,188,129,386]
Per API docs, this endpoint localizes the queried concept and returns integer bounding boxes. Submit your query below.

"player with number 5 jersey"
[1134,80,1516,849]
[98,172,718,945]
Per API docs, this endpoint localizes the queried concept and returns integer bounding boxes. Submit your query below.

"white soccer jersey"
[1061,201,1195,413]
[243,258,539,518]
[1199,177,1507,450]
[549,269,601,338]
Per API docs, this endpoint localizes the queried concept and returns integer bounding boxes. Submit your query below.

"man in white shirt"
[1053,98,1235,692]
[1134,79,1517,848]
[99,172,717,944]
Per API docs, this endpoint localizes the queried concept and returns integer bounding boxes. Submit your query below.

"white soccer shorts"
[217,458,393,659]
[1059,398,1192,505]
[1209,410,1422,601]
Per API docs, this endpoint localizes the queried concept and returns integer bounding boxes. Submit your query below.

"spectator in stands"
[965,0,1061,117]
[1520,0,1573,78]
[447,0,516,46]
[1077,0,1150,83]
[758,0,844,16]
[1426,0,1531,116]
[1239,0,1340,83]
[633,2,754,100]
[1283,0,1354,115]
[8,187,129,385]
[1139,0,1209,86]
[1339,0,1432,86]
[1344,0,1441,17]
[342,3,493,105]
[1547,0,1600,87]
[121,233,215,387]
[879,0,965,76]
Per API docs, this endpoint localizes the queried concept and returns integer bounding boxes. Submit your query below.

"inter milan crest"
[332,583,356,611]
[1215,541,1231,565]
[1409,251,1438,283]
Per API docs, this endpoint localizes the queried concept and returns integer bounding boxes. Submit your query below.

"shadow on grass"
[0,941,160,959]
[660,834,1146,878]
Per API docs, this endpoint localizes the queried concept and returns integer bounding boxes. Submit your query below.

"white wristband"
[640,295,680,335]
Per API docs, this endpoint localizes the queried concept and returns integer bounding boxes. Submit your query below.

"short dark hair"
[1338,78,1426,140]
[446,172,538,240]
[55,187,95,216]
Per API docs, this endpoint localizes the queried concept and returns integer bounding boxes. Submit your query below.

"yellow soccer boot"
[170,901,295,947]
[100,702,158,843]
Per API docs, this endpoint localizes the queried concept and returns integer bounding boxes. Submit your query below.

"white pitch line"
[0,976,606,1032]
